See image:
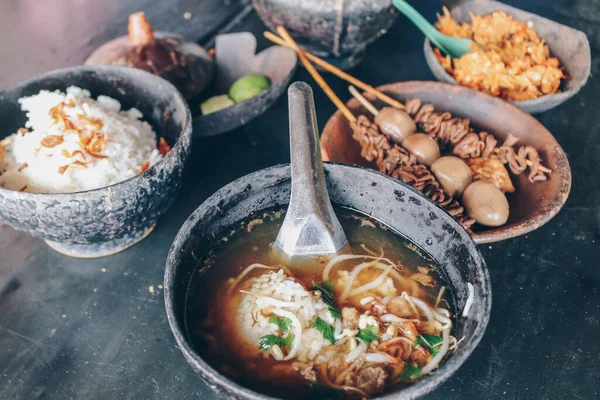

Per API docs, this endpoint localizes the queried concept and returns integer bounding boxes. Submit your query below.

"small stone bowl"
[253,0,398,69]
[191,32,297,137]
[164,163,491,399]
[0,66,192,258]
[423,0,591,114]
[320,81,572,244]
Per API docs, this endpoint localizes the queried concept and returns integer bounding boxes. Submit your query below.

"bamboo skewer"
[348,85,552,174]
[275,26,356,123]
[264,31,405,110]
[348,85,380,116]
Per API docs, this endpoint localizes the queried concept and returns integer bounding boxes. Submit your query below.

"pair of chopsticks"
[265,27,405,124]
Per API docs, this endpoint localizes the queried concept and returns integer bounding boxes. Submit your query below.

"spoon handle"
[392,0,446,52]
[287,81,332,219]
[276,82,347,257]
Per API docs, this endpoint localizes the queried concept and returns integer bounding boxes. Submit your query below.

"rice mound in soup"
[0,86,164,193]
[237,269,334,363]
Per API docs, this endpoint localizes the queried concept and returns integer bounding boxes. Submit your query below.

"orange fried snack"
[466,157,515,193]
[434,8,564,101]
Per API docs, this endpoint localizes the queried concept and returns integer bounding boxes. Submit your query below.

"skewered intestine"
[404,98,548,182]
[351,115,475,229]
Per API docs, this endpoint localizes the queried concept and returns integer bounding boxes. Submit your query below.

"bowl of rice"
[0,65,192,258]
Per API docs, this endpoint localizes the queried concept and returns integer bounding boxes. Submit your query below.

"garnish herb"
[416,334,443,356]
[356,325,379,343]
[400,364,422,381]
[313,316,336,344]
[269,315,292,333]
[259,334,294,350]
[311,281,341,319]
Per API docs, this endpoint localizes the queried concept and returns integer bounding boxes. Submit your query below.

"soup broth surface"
[185,207,456,399]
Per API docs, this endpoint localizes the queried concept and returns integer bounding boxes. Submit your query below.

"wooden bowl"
[320,81,572,244]
[423,0,591,114]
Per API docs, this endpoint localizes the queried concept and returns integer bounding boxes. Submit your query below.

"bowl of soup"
[164,163,491,399]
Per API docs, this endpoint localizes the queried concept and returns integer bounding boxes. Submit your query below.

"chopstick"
[275,26,356,123]
[264,31,405,111]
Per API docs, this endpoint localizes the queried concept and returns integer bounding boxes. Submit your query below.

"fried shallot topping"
[158,137,171,156]
[77,114,103,131]
[86,133,108,157]
[49,103,76,131]
[139,161,150,173]
[41,135,64,148]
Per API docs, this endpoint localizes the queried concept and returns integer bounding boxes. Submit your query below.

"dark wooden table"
[1,0,598,399]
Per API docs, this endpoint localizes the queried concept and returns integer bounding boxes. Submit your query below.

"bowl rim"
[320,80,572,244]
[422,0,591,109]
[0,64,192,197]
[164,162,492,400]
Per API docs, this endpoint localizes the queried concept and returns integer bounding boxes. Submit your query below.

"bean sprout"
[227,264,276,294]
[421,328,450,375]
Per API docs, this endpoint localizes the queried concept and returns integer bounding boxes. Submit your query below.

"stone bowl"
[423,0,591,114]
[0,65,192,258]
[320,81,572,244]
[164,163,491,399]
[253,0,398,69]
[190,32,297,137]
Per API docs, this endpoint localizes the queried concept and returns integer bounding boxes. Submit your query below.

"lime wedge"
[229,74,271,103]
[200,95,235,115]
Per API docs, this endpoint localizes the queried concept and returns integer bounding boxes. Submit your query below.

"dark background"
[0,0,598,399]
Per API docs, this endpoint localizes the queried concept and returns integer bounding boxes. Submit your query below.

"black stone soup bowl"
[0,66,192,258]
[164,163,491,399]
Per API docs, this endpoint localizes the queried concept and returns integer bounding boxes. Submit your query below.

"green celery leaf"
[416,334,443,356]
[400,364,422,381]
[259,334,295,350]
[259,334,282,350]
[313,316,335,344]
[321,280,335,292]
[356,325,379,343]
[282,334,295,349]
[311,282,341,319]
[268,315,292,333]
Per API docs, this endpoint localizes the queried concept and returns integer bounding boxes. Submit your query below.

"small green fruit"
[228,74,271,103]
[200,95,235,115]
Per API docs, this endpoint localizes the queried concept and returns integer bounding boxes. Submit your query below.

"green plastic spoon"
[392,0,475,58]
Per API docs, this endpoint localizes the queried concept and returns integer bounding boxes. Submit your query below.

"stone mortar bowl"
[423,0,591,114]
[164,163,491,399]
[253,0,398,69]
[0,66,192,258]
[191,32,297,137]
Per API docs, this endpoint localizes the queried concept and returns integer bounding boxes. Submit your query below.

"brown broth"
[184,207,454,399]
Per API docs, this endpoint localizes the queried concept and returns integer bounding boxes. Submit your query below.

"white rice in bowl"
[0,86,168,193]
